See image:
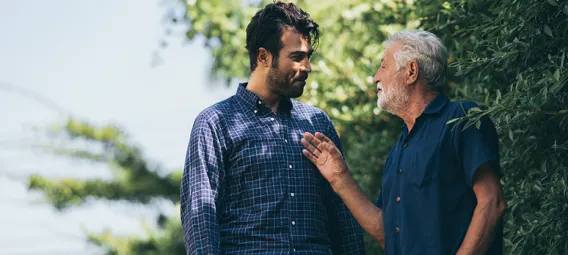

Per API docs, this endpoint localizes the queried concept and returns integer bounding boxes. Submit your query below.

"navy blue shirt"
[376,93,503,255]
[181,83,365,255]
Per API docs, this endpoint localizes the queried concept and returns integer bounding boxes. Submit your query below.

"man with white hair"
[300,30,507,254]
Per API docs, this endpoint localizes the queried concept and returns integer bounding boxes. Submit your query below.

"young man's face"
[267,28,313,99]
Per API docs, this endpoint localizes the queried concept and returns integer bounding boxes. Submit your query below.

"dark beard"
[267,66,303,98]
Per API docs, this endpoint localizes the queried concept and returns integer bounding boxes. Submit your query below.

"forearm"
[327,193,366,255]
[457,199,506,255]
[332,172,385,247]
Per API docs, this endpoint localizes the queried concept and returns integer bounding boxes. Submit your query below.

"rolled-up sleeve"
[180,112,226,255]
[323,114,366,255]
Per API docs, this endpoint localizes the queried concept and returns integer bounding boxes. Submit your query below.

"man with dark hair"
[180,2,365,255]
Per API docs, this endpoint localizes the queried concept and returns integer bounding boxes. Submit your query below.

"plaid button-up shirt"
[181,83,365,255]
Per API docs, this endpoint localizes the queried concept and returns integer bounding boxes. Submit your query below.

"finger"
[313,133,338,154]
[301,138,321,157]
[302,149,318,163]
[304,132,324,149]
[314,132,336,147]
[323,142,343,159]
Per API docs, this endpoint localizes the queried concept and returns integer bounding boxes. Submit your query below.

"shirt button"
[290,193,295,197]
[253,110,257,114]
[258,101,262,105]
[293,248,296,252]
[271,117,275,121]
[284,139,288,143]
[399,168,402,173]
[403,143,408,148]
[292,221,296,225]
[289,165,293,169]
[395,227,400,233]
[396,197,401,203]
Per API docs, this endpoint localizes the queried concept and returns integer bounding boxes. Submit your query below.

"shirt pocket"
[402,147,440,188]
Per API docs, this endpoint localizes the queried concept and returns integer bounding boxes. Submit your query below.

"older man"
[301,30,507,254]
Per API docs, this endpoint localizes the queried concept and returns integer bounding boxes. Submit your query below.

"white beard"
[376,76,410,114]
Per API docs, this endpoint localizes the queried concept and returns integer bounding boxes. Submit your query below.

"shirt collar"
[422,92,449,115]
[235,82,293,113]
[399,92,450,134]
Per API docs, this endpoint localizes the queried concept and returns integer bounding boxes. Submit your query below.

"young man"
[301,30,507,254]
[180,2,365,254]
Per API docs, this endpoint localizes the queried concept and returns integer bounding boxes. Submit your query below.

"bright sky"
[0,1,236,254]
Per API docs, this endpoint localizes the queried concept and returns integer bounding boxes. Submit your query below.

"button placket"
[278,115,295,245]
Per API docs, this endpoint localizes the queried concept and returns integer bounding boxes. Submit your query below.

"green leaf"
[493,52,506,58]
[544,25,553,37]
[564,5,568,15]
[468,107,482,114]
[547,0,559,6]
[475,120,481,129]
[446,118,460,124]
[550,78,567,92]
[496,89,502,103]
[554,69,560,81]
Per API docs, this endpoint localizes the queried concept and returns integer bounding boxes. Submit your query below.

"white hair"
[386,30,448,90]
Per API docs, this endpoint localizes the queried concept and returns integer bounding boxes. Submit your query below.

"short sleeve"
[375,188,383,209]
[455,103,501,187]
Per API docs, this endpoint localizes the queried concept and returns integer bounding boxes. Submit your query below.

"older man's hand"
[301,132,349,187]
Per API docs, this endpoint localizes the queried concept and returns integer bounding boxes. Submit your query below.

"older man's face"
[373,41,410,114]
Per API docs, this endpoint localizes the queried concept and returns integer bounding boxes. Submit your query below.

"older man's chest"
[381,120,463,212]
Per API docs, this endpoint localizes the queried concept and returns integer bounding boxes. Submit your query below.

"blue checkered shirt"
[181,83,365,255]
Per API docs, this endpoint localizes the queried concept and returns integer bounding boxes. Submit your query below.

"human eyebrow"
[290,50,314,58]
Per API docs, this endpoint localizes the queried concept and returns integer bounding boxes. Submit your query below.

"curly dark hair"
[245,1,320,72]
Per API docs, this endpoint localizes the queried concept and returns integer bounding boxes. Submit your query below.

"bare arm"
[322,121,366,255]
[457,162,507,255]
[333,174,385,247]
[302,132,385,247]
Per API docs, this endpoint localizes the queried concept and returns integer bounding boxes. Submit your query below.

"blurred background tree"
[27,0,567,254]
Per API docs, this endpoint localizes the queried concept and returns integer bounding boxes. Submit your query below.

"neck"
[247,71,281,114]
[395,86,439,132]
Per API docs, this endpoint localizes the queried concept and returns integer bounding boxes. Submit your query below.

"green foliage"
[28,119,184,253]
[87,211,185,255]
[418,0,568,253]
[28,0,567,254]
[30,119,181,209]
